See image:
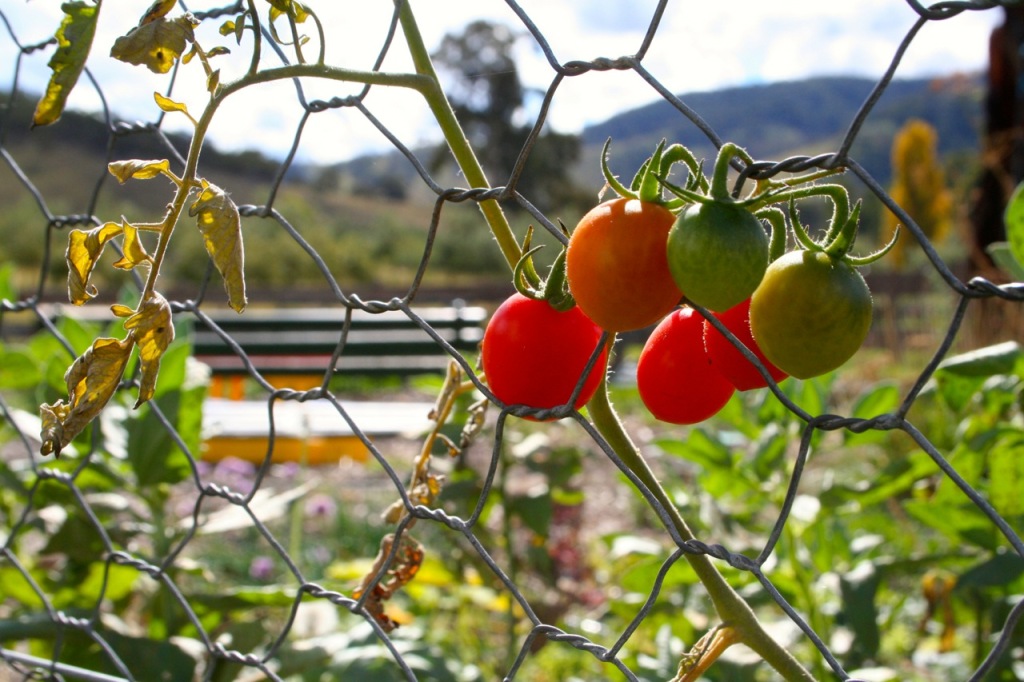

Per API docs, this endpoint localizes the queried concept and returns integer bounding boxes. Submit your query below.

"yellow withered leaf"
[33,1,100,127]
[111,222,152,271]
[110,14,197,74]
[121,293,175,407]
[189,180,247,312]
[108,158,171,184]
[67,221,125,305]
[40,336,133,457]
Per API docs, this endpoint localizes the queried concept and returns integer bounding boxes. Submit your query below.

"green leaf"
[0,262,17,302]
[839,561,882,665]
[903,499,1000,552]
[1003,180,1024,272]
[989,429,1024,517]
[0,349,43,389]
[509,487,552,537]
[938,341,1021,378]
[32,1,100,127]
[933,342,1021,413]
[656,428,733,471]
[956,552,1024,591]
[987,242,1024,281]
[844,382,901,446]
[125,344,195,487]
[110,15,197,74]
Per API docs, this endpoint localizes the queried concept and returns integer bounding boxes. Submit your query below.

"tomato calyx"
[513,224,576,312]
[600,137,708,209]
[788,190,900,265]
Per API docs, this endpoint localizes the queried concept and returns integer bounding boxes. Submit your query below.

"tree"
[430,20,589,213]
[884,119,953,267]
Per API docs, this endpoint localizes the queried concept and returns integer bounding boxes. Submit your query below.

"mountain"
[576,74,984,190]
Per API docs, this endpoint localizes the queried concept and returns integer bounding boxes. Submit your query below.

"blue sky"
[0,1,1005,164]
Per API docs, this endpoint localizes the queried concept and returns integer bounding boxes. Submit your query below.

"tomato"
[481,293,608,416]
[703,298,788,391]
[749,249,872,380]
[636,307,735,425]
[666,200,769,313]
[566,197,682,332]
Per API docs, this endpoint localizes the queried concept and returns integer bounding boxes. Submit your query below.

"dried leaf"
[67,221,125,305]
[122,293,175,406]
[40,336,133,457]
[154,92,189,116]
[139,0,177,25]
[33,1,100,127]
[353,534,424,633]
[108,158,171,183]
[110,14,197,74]
[111,222,152,271]
[189,180,247,312]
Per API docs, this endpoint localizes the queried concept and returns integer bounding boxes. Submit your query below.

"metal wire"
[2,1,1023,681]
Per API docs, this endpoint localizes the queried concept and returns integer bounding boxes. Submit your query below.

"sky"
[0,1,1007,165]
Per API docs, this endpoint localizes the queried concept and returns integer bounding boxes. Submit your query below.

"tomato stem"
[756,206,788,263]
[710,143,754,202]
[586,357,816,682]
[601,138,639,200]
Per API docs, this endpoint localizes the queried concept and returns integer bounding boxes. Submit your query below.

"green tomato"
[749,249,872,379]
[666,201,769,313]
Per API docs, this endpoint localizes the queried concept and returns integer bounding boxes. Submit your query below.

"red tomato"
[702,298,788,391]
[481,293,607,417]
[566,197,682,332]
[636,307,734,425]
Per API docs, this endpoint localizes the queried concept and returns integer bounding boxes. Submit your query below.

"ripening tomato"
[703,298,788,391]
[636,307,735,425]
[666,200,769,313]
[749,249,873,380]
[481,293,608,417]
[566,197,682,332]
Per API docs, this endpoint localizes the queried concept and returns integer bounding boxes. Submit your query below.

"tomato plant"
[703,298,787,391]
[750,200,894,379]
[481,292,607,416]
[565,140,704,332]
[636,307,735,425]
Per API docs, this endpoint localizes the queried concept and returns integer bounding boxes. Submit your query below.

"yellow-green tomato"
[749,249,872,379]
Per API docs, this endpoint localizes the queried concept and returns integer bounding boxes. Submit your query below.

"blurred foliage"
[884,119,954,267]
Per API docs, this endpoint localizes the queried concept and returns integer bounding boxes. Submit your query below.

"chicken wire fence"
[1,1,1024,681]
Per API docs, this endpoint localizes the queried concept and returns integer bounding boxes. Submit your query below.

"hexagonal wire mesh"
[2,1,1024,681]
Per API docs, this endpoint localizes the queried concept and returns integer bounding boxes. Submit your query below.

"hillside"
[577,74,984,189]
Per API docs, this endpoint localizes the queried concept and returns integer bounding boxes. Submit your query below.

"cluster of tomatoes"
[481,141,894,424]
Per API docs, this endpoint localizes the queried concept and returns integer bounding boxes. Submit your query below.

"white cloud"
[0,1,1005,165]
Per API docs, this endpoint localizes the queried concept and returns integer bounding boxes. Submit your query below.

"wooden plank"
[200,398,436,465]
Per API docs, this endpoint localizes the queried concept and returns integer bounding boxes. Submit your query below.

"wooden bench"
[190,302,487,398]
[46,301,488,464]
